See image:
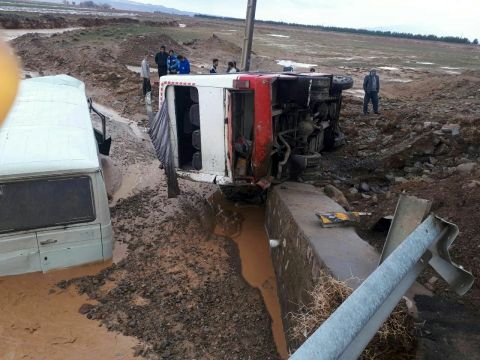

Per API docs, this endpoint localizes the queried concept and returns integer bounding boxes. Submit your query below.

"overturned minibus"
[0,75,112,276]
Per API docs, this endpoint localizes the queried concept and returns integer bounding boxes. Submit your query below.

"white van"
[0,75,113,276]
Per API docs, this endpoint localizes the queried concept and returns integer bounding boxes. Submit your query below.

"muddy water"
[1,28,84,42]
[214,197,289,359]
[0,243,134,360]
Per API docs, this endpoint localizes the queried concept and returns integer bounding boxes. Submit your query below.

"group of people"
[140,46,382,115]
[209,59,240,74]
[154,46,191,77]
[140,46,191,96]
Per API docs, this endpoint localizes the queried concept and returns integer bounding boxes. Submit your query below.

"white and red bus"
[157,72,353,192]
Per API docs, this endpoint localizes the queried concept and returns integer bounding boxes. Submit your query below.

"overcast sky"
[137,0,480,40]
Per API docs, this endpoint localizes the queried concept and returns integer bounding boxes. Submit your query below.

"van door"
[0,232,41,276]
[37,224,103,272]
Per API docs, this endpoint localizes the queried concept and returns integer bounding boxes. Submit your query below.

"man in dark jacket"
[363,69,380,115]
[177,55,190,74]
[210,58,219,73]
[155,46,168,78]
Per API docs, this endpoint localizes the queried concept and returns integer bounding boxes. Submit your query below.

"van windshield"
[0,176,95,233]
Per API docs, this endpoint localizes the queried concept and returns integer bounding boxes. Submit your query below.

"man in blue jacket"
[177,55,190,74]
[167,50,178,74]
[363,69,380,115]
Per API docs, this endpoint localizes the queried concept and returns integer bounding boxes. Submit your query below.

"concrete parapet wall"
[265,182,379,349]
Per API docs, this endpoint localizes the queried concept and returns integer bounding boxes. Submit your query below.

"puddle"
[416,61,435,65]
[1,27,83,42]
[178,23,186,28]
[268,34,290,38]
[0,5,135,17]
[386,78,413,83]
[0,263,139,359]
[379,66,400,71]
[276,59,317,69]
[344,89,365,99]
[214,196,289,359]
[125,65,158,74]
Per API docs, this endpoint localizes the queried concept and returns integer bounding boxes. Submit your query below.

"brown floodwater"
[214,196,289,359]
[0,244,137,360]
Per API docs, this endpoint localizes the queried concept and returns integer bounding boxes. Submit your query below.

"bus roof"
[0,75,100,179]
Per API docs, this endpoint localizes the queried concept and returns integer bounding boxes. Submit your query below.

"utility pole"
[240,0,257,71]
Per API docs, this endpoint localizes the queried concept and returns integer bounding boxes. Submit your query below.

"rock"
[359,182,370,192]
[324,185,351,210]
[349,187,359,194]
[456,162,477,175]
[414,124,423,133]
[382,135,393,145]
[435,143,449,155]
[78,303,94,315]
[441,123,460,136]
[467,145,478,155]
[394,177,408,183]
[465,180,480,189]
[361,193,371,199]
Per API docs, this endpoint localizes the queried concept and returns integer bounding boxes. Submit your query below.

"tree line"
[195,14,478,45]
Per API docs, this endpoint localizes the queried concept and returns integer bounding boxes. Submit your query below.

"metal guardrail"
[290,213,474,360]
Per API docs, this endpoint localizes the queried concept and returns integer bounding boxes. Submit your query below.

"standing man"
[140,53,151,96]
[155,45,168,78]
[177,55,190,74]
[167,50,178,74]
[210,58,219,73]
[363,69,380,115]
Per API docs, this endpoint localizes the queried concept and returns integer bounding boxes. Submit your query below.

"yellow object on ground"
[316,211,371,228]
[0,40,20,126]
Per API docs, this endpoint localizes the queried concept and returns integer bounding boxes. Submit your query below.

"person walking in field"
[177,55,190,74]
[167,50,178,74]
[210,58,219,73]
[155,45,168,78]
[363,69,380,115]
[140,53,151,96]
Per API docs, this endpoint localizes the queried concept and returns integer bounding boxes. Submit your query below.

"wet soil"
[65,188,279,359]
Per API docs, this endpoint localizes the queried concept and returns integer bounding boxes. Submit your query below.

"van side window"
[0,176,95,233]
